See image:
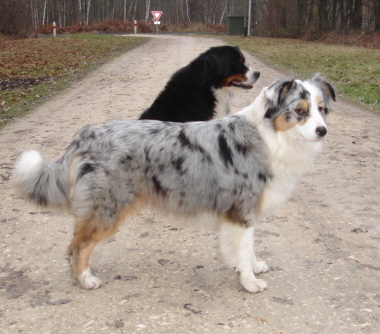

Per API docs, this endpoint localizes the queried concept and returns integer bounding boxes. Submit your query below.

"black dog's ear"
[233,45,245,61]
[194,53,222,86]
[312,73,336,102]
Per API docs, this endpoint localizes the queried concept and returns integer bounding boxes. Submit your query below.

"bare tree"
[374,0,380,32]
[0,0,32,36]
[85,0,92,25]
[145,0,151,21]
[185,0,191,23]
[2,0,379,37]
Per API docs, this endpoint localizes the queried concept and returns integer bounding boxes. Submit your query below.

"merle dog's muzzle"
[316,126,327,138]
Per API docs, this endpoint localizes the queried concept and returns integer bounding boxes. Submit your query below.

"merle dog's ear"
[312,73,336,102]
[268,79,295,105]
[264,78,295,118]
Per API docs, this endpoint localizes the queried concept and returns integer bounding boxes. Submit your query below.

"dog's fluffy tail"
[12,150,70,208]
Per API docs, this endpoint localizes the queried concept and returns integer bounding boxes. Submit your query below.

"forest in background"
[0,0,380,38]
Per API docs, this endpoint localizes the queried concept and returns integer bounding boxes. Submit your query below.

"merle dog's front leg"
[219,222,268,293]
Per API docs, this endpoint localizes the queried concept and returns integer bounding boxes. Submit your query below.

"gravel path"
[1,35,379,334]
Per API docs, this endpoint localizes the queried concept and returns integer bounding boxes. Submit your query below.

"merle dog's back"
[13,116,270,223]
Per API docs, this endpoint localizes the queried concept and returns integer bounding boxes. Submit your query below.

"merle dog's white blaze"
[12,74,335,293]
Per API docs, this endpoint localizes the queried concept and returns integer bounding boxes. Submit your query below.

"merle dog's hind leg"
[68,217,116,289]
[67,206,133,289]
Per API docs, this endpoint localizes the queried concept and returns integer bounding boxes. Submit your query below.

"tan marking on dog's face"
[295,100,309,125]
[316,96,323,109]
[274,99,311,132]
[316,96,326,115]
[222,73,247,87]
[274,114,296,132]
[298,99,309,112]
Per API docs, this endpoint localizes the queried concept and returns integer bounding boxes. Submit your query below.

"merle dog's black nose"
[254,71,260,79]
[316,126,327,137]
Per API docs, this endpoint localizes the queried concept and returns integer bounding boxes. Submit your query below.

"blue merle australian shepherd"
[12,74,335,293]
[139,45,260,122]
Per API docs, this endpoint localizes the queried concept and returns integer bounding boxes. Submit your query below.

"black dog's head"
[192,46,260,90]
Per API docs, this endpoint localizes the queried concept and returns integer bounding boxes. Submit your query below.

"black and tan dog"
[139,45,260,122]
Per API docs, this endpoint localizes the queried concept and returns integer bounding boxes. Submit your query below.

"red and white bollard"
[133,20,137,34]
[52,22,57,37]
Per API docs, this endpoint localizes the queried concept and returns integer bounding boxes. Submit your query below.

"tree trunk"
[185,0,191,23]
[145,0,151,21]
[86,0,91,25]
[319,0,328,30]
[374,0,380,32]
[42,0,48,25]
[351,0,363,30]
[78,0,82,25]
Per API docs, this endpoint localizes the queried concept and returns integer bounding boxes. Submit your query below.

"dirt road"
[1,35,379,334]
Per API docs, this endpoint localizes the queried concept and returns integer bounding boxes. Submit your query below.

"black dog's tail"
[12,150,70,208]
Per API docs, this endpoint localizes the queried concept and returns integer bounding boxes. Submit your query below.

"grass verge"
[223,36,380,113]
[0,34,148,128]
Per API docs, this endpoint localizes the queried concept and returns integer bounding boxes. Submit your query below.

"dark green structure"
[227,16,245,35]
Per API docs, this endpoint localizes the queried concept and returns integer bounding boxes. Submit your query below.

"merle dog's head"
[192,46,260,90]
[263,74,336,141]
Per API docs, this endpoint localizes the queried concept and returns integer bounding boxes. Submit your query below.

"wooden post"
[52,22,57,37]
[134,20,137,34]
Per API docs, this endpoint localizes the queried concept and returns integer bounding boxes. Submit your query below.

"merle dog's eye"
[295,108,307,115]
[318,106,325,114]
